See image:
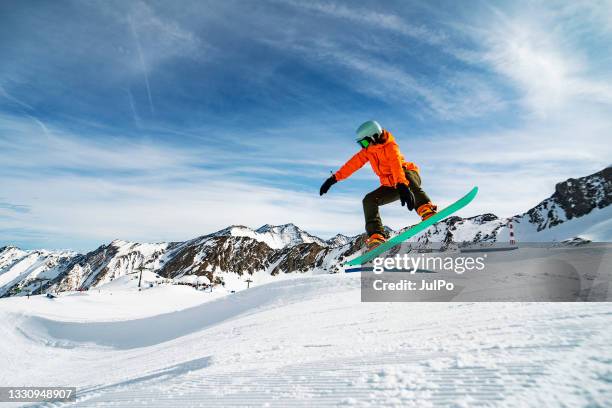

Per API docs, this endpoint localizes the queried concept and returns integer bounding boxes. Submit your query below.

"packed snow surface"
[1,274,611,407]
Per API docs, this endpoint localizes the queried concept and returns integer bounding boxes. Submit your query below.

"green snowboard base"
[345,187,478,266]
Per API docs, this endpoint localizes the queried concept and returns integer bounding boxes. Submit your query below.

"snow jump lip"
[14,276,353,350]
[345,187,479,267]
[16,287,280,350]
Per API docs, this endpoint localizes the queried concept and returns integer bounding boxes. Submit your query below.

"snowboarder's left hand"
[397,183,415,210]
[319,175,337,196]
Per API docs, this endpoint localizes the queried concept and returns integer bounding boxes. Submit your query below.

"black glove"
[319,175,337,196]
[397,183,415,211]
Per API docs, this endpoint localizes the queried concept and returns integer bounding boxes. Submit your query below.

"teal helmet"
[355,120,383,148]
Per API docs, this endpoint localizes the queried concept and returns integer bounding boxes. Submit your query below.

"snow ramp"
[16,275,358,350]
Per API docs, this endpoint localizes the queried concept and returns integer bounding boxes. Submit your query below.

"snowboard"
[345,187,478,266]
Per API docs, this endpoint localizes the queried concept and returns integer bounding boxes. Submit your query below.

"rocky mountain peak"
[552,166,611,220]
[0,245,18,252]
[525,166,611,232]
[326,234,352,247]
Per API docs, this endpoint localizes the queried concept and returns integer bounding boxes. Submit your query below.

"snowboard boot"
[366,233,386,249]
[417,202,438,221]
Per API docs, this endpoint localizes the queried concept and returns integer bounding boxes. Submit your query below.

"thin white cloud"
[126,88,142,128]
[260,36,506,120]
[121,1,202,69]
[473,4,612,117]
[129,14,155,115]
[0,85,51,136]
[282,0,447,45]
[81,0,205,107]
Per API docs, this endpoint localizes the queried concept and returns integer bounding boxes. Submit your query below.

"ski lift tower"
[245,278,253,289]
[136,265,148,290]
[36,278,50,295]
[508,219,516,245]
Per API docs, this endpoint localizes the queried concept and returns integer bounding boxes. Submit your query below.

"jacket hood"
[368,129,394,148]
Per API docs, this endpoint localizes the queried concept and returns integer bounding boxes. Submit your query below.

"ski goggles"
[356,136,373,149]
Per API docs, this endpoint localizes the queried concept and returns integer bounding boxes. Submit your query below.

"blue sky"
[1,0,611,251]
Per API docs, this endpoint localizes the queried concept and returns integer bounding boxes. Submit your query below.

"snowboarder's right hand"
[397,183,415,210]
[319,175,337,196]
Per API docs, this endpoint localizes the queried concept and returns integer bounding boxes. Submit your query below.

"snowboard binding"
[366,233,387,250]
[417,202,438,221]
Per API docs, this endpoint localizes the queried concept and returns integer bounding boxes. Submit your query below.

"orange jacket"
[334,130,419,187]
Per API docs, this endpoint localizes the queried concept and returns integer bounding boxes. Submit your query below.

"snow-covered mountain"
[0,246,76,297]
[326,233,354,247]
[517,165,611,240]
[405,165,611,246]
[1,166,610,297]
[0,223,357,297]
[212,223,327,249]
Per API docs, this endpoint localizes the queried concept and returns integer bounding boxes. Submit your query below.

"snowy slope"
[1,274,611,406]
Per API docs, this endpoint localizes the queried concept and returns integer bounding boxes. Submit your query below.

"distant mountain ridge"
[211,223,329,249]
[1,166,610,297]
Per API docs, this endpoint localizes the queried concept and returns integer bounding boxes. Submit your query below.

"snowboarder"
[319,120,437,249]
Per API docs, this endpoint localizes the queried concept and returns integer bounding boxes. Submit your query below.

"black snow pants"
[362,170,431,237]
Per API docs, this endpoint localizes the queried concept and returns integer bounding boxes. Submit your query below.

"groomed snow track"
[1,275,611,407]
